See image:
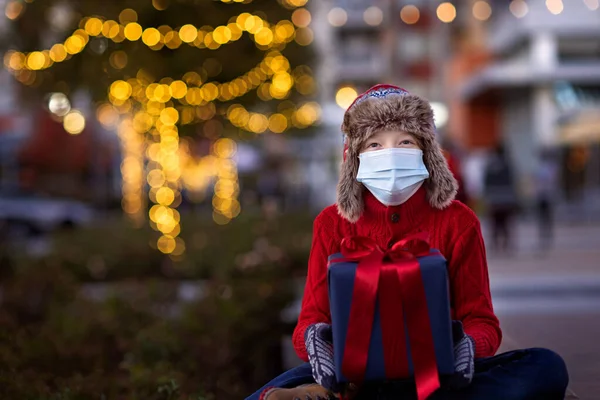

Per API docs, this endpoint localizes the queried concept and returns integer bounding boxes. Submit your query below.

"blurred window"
[558,38,600,63]
[398,33,429,61]
[339,33,380,62]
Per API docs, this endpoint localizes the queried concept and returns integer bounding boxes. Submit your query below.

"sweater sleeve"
[292,210,335,361]
[449,219,502,358]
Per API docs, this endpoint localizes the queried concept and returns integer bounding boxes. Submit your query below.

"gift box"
[327,233,454,399]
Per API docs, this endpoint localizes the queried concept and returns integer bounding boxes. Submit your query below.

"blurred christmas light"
[5,0,24,20]
[48,93,71,116]
[295,27,313,45]
[400,5,420,25]
[26,51,46,70]
[291,8,311,27]
[546,0,564,14]
[509,0,529,18]
[335,86,358,109]
[179,24,198,42]
[96,103,120,128]
[584,0,599,10]
[63,110,86,135]
[473,1,492,21]
[152,0,169,11]
[124,22,143,41]
[109,50,128,69]
[363,6,384,26]
[437,2,457,23]
[7,11,297,74]
[119,8,138,24]
[327,7,348,27]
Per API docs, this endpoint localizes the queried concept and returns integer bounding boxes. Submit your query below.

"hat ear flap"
[423,140,458,209]
[336,148,364,223]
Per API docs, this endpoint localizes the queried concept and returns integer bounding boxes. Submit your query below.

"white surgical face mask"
[356,148,429,206]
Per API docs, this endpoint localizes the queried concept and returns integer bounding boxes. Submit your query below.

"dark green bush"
[0,212,314,399]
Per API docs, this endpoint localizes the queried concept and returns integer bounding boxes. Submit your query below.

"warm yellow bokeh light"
[292,8,312,28]
[109,51,128,69]
[119,8,138,24]
[400,5,420,24]
[255,28,274,46]
[124,23,143,41]
[295,27,313,46]
[157,235,177,254]
[63,110,86,135]
[155,187,176,206]
[213,138,237,158]
[85,18,103,36]
[26,51,46,70]
[147,169,166,187]
[248,113,269,133]
[213,26,232,44]
[7,51,25,70]
[5,0,24,20]
[169,80,188,99]
[335,86,358,109]
[96,103,119,128]
[179,24,198,43]
[437,2,457,23]
[142,28,161,46]
[268,113,288,133]
[160,107,179,125]
[64,35,86,54]
[473,1,492,21]
[49,44,67,62]
[110,80,133,101]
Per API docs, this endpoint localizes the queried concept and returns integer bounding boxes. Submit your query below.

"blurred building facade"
[449,0,600,217]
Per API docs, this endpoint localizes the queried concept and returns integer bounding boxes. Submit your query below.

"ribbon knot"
[336,231,440,400]
[340,231,431,262]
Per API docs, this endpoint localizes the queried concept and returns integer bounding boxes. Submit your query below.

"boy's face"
[360,130,421,154]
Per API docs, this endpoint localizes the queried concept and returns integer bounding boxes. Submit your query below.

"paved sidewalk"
[482,220,600,282]
[482,221,600,399]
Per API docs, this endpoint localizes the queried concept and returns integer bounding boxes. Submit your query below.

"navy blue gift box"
[327,249,455,383]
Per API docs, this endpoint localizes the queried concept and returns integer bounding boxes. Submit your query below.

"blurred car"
[0,195,95,237]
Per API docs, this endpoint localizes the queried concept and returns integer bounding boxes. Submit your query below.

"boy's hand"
[304,323,340,393]
[444,320,475,389]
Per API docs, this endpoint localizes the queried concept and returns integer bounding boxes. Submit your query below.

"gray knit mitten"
[444,320,475,389]
[304,323,340,393]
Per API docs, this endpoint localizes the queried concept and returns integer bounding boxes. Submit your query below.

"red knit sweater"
[292,187,502,361]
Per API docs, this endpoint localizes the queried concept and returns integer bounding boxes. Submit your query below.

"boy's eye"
[400,140,414,145]
[367,142,379,148]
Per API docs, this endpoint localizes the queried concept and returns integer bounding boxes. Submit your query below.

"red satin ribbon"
[338,232,440,400]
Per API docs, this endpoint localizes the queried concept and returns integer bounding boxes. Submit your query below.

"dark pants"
[537,198,553,250]
[246,348,568,400]
[490,206,513,253]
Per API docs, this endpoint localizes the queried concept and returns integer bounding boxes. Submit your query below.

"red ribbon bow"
[339,232,440,400]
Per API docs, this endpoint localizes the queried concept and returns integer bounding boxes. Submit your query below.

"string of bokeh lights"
[4,9,312,75]
[3,0,318,256]
[326,0,598,27]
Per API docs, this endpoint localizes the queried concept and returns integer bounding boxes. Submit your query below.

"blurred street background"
[0,0,599,399]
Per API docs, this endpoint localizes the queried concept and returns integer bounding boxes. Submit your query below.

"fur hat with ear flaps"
[337,84,458,223]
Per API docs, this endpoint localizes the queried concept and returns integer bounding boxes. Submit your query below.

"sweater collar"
[359,185,430,232]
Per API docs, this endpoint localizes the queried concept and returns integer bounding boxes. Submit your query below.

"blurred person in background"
[535,149,558,252]
[483,144,518,255]
[247,85,568,400]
